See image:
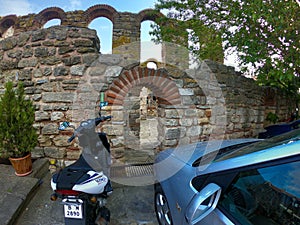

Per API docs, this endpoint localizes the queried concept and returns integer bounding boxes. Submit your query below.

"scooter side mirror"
[99,101,108,108]
[99,101,108,116]
[58,121,70,131]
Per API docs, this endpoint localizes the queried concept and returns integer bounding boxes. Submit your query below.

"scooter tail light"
[90,195,97,203]
[50,193,58,201]
[56,189,81,196]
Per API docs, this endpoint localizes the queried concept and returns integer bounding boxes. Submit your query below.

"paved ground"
[16,172,158,225]
[0,159,48,225]
[0,159,158,225]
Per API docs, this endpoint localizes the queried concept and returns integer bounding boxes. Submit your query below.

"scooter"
[50,109,112,225]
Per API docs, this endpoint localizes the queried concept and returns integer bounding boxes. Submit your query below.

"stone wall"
[0,6,162,56]
[0,26,101,160]
[0,25,292,163]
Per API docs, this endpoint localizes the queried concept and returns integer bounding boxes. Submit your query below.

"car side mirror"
[185,183,221,225]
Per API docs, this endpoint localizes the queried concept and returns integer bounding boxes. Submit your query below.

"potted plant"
[0,81,38,176]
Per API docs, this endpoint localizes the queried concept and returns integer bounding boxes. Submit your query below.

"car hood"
[155,138,260,166]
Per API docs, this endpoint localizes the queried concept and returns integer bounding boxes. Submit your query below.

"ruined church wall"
[0,26,291,161]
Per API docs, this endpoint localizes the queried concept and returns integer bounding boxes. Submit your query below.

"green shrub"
[0,81,38,158]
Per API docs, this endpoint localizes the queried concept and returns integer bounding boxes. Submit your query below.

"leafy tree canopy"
[152,0,299,101]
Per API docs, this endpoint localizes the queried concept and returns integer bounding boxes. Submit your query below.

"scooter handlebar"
[68,134,76,143]
[67,116,112,142]
[95,116,112,126]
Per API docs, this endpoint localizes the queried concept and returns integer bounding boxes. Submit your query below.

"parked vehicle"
[50,114,112,225]
[258,119,300,138]
[154,129,300,225]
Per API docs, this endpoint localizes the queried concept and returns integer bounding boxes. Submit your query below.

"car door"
[196,156,300,225]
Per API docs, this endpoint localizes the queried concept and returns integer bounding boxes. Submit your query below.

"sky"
[0,0,157,16]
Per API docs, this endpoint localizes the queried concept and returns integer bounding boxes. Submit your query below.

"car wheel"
[155,185,173,225]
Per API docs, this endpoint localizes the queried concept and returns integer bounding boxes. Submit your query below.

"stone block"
[42,92,75,103]
[44,147,65,158]
[82,53,99,66]
[184,109,198,117]
[179,117,192,126]
[98,54,122,65]
[70,65,85,76]
[111,137,124,148]
[66,150,81,160]
[18,33,30,46]
[162,139,178,146]
[74,39,94,47]
[164,127,180,140]
[35,111,50,121]
[159,118,178,126]
[105,66,123,77]
[179,88,194,96]
[198,117,209,125]
[48,26,67,40]
[186,126,201,137]
[53,135,70,147]
[54,66,68,76]
[1,37,17,50]
[51,111,64,121]
[7,49,22,59]
[38,135,52,147]
[0,60,18,70]
[32,147,45,158]
[31,30,47,42]
[165,109,182,119]
[34,47,49,57]
[40,56,61,65]
[41,124,59,135]
[62,56,82,66]
[33,68,43,78]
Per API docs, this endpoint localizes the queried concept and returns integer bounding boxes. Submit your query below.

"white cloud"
[0,0,32,16]
[69,0,82,10]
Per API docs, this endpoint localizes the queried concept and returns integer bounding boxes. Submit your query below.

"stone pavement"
[0,159,158,225]
[0,159,49,225]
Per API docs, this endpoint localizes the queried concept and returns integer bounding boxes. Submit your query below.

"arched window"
[43,19,61,28]
[89,18,113,54]
[2,26,14,39]
[140,20,162,67]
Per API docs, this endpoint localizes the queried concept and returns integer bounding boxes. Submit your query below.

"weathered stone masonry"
[0,5,163,55]
[0,6,293,163]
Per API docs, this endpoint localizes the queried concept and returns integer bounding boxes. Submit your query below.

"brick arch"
[137,9,164,23]
[0,15,17,35]
[106,66,181,106]
[35,7,66,27]
[85,4,119,24]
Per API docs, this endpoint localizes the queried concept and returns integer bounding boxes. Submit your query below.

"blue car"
[258,119,300,138]
[154,129,300,225]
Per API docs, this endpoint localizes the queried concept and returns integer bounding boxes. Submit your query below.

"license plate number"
[64,202,83,219]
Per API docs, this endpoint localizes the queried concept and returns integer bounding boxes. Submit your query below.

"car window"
[219,160,300,225]
[192,141,258,167]
[216,129,300,162]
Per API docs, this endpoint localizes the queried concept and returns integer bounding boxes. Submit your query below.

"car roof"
[197,129,300,174]
[217,129,300,162]
[158,138,260,166]
[159,129,300,171]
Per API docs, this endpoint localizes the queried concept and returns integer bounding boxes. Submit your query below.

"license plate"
[63,199,83,219]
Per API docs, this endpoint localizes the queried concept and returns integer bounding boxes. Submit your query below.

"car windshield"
[192,141,259,167]
[216,129,300,162]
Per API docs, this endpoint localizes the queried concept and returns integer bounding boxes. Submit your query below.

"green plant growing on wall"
[266,112,279,124]
[0,81,38,158]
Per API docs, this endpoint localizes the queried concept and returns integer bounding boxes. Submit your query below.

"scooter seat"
[54,155,95,190]
[67,155,94,171]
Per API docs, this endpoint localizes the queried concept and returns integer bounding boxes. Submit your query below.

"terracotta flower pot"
[9,153,32,176]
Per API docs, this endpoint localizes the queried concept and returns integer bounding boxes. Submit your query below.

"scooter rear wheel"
[95,207,110,225]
